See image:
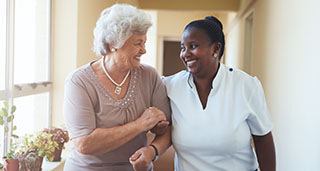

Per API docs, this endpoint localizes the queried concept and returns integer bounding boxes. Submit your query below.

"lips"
[133,56,141,61]
[185,59,197,67]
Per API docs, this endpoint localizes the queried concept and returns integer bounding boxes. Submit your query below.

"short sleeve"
[63,75,96,139]
[247,77,273,136]
[150,72,171,122]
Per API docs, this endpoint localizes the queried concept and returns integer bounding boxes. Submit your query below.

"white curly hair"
[93,4,152,57]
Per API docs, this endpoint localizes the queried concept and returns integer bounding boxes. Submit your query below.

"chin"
[131,63,141,69]
[188,68,200,75]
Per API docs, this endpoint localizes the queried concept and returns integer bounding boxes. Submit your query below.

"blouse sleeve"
[150,71,171,122]
[63,74,96,139]
[247,77,273,136]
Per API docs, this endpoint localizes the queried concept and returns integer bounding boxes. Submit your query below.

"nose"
[180,48,191,59]
[140,44,146,54]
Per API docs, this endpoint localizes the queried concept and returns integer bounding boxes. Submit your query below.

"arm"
[252,132,276,171]
[130,126,172,171]
[73,107,166,155]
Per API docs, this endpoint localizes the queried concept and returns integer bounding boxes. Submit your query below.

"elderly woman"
[63,4,171,171]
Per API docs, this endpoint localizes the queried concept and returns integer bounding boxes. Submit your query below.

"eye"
[180,45,185,51]
[135,41,145,47]
[190,44,197,49]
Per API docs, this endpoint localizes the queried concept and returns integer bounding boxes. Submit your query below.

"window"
[0,0,6,90]
[0,0,51,156]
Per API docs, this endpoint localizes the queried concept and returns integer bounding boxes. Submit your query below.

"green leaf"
[4,125,8,132]
[13,125,17,130]
[7,116,12,122]
[0,117,4,125]
[11,105,16,114]
[12,134,19,138]
[2,108,8,117]
[3,101,8,109]
[0,109,3,117]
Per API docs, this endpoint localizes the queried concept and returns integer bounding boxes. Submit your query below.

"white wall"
[226,0,320,170]
[51,0,78,127]
[141,10,158,68]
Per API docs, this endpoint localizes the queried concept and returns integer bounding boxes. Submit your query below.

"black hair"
[184,16,225,59]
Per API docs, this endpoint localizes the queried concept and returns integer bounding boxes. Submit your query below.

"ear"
[212,42,222,57]
[107,44,117,53]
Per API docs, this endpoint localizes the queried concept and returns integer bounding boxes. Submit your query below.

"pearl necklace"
[101,56,130,95]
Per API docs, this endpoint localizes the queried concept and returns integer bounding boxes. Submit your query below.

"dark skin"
[181,28,276,170]
[180,27,220,109]
[253,132,276,171]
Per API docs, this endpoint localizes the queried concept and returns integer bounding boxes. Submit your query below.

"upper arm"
[63,75,96,140]
[247,77,273,136]
[149,69,171,122]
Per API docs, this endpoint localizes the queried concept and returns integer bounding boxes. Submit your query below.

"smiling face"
[115,34,147,69]
[180,28,220,77]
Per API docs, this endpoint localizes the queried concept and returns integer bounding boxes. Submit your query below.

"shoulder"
[138,64,158,76]
[163,70,188,87]
[222,64,262,94]
[137,64,162,85]
[65,63,92,87]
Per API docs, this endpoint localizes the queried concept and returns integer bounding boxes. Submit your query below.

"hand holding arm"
[73,107,166,155]
[130,126,172,171]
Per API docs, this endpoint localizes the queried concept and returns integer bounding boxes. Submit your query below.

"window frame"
[1,0,52,155]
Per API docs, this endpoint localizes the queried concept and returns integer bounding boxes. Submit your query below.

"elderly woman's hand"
[135,107,167,132]
[129,146,155,171]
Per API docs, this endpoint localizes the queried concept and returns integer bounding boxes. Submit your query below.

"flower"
[42,127,69,144]
[16,131,59,161]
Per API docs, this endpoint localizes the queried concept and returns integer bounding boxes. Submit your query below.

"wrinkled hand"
[130,146,155,171]
[135,107,167,132]
[150,120,169,135]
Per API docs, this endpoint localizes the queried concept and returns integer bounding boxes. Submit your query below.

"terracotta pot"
[51,142,64,161]
[18,153,43,171]
[3,157,19,171]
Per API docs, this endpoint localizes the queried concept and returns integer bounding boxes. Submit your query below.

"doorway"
[162,40,186,76]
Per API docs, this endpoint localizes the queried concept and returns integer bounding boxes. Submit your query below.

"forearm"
[253,132,276,171]
[151,126,171,155]
[75,121,143,155]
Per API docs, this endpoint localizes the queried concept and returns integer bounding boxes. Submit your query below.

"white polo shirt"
[164,63,273,171]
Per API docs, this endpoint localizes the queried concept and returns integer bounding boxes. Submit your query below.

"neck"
[103,55,130,75]
[101,56,130,84]
[193,62,220,90]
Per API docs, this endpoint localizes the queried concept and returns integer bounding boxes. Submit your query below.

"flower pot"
[51,142,64,161]
[3,157,19,171]
[18,153,43,171]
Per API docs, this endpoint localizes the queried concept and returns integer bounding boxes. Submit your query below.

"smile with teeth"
[186,59,197,66]
[134,56,141,60]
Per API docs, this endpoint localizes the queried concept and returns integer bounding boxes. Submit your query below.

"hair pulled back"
[184,16,225,59]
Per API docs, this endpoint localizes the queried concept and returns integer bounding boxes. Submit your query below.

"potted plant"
[0,102,19,171]
[16,131,59,171]
[2,141,19,171]
[42,127,69,161]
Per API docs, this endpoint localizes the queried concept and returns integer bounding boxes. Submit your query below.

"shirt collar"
[187,62,225,91]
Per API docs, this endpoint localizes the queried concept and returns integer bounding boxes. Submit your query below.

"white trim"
[13,82,52,98]
[225,0,257,34]
[3,0,15,155]
[0,90,6,100]
[157,36,164,75]
[47,0,52,128]
[163,37,181,42]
